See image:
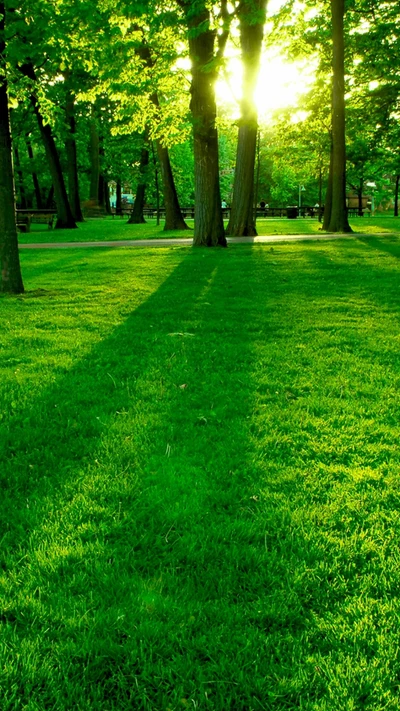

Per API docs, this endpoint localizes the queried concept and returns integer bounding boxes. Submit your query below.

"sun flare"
[216,48,318,122]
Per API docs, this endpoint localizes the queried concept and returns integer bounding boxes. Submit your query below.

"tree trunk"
[226,1,267,237]
[116,179,122,215]
[65,91,84,222]
[325,0,352,233]
[20,63,77,229]
[0,5,24,294]
[104,179,111,214]
[186,5,226,246]
[394,174,399,217]
[89,111,100,205]
[14,144,28,208]
[26,137,43,208]
[156,142,189,230]
[127,147,149,224]
[132,34,189,232]
[322,141,333,230]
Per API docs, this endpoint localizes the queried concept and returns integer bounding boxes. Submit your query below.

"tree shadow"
[1,243,399,709]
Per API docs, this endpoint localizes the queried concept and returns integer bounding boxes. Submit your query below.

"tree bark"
[89,112,100,205]
[14,144,28,208]
[65,90,84,221]
[20,63,77,229]
[156,142,189,230]
[116,179,122,215]
[0,4,24,294]
[226,1,267,237]
[26,137,43,208]
[127,147,149,224]
[325,0,352,233]
[133,34,189,232]
[183,2,226,246]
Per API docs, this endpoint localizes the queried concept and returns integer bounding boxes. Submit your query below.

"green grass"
[18,214,400,244]
[2,237,400,709]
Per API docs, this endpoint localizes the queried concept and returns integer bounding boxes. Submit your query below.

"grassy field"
[18,214,400,243]
[2,237,400,709]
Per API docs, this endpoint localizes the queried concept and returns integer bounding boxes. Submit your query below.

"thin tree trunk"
[226,1,267,237]
[156,142,189,230]
[65,89,84,221]
[186,4,226,246]
[326,0,352,233]
[116,179,122,215]
[127,147,148,224]
[89,110,100,205]
[26,137,43,208]
[14,144,28,208]
[20,63,77,229]
[133,33,189,231]
[0,4,24,293]
[394,174,399,217]
[104,179,111,214]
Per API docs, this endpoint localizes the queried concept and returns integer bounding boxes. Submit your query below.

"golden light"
[216,48,318,123]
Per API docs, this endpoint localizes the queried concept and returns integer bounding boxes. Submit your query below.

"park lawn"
[17,214,400,244]
[1,238,400,709]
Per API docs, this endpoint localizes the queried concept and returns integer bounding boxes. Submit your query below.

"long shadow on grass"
[2,244,399,710]
[1,248,283,709]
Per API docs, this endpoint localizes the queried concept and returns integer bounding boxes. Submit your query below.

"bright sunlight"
[216,47,318,121]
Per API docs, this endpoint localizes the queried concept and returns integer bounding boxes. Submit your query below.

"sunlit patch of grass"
[1,239,400,709]
[18,214,400,244]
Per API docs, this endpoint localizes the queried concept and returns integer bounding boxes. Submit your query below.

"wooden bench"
[16,210,56,232]
[30,212,55,228]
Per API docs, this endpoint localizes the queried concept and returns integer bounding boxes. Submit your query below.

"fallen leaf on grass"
[168,332,195,337]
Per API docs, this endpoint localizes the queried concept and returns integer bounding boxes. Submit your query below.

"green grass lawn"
[2,238,400,709]
[18,214,400,244]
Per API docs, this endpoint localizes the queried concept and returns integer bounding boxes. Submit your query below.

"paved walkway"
[19,232,398,250]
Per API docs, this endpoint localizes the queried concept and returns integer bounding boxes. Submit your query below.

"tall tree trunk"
[89,110,100,205]
[98,173,105,207]
[20,62,77,229]
[14,144,28,208]
[185,4,226,246]
[394,174,399,217]
[0,4,24,293]
[322,141,333,230]
[65,89,84,222]
[133,33,189,232]
[127,147,149,224]
[103,179,111,214]
[26,137,43,208]
[156,142,189,230]
[325,0,352,233]
[226,0,267,237]
[116,179,122,215]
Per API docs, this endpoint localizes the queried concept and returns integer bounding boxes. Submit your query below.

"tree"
[178,0,230,246]
[226,0,267,237]
[0,1,24,294]
[322,0,351,232]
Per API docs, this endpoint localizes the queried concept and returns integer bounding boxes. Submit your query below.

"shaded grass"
[18,214,400,244]
[1,239,400,709]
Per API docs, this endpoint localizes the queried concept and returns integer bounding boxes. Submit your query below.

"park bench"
[16,210,57,232]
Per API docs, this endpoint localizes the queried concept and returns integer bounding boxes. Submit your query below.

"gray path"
[19,232,398,250]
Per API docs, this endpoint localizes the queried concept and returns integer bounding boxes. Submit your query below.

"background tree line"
[1,0,399,291]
